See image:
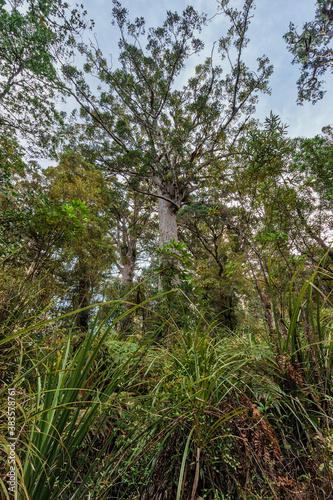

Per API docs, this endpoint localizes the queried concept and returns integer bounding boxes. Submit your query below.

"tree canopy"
[285,0,333,103]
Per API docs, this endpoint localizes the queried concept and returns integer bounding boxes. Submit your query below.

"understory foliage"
[1,0,333,499]
[1,264,333,499]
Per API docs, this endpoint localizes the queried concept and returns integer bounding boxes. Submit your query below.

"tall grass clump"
[0,296,161,499]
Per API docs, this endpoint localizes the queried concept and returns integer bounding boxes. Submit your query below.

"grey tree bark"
[157,187,180,289]
[120,239,136,285]
[157,190,178,247]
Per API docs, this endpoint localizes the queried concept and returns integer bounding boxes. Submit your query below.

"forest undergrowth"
[1,266,333,500]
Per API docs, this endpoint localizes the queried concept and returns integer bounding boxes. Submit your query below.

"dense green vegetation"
[1,0,333,498]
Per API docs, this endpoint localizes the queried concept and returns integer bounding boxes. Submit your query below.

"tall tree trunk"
[157,189,178,247]
[157,188,180,289]
[118,236,137,333]
[121,262,134,284]
[76,276,90,330]
[72,268,91,352]
[120,240,136,285]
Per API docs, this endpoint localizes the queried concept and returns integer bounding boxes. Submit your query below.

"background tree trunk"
[120,240,136,285]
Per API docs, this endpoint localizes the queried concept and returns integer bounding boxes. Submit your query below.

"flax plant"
[0,290,167,500]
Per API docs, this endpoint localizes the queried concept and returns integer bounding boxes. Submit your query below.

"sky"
[78,0,333,139]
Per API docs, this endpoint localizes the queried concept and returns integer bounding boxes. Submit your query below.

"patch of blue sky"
[80,0,332,138]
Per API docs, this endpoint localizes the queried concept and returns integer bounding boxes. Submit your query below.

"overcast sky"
[80,0,331,139]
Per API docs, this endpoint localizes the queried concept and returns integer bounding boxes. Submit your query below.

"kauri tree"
[63,0,273,253]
